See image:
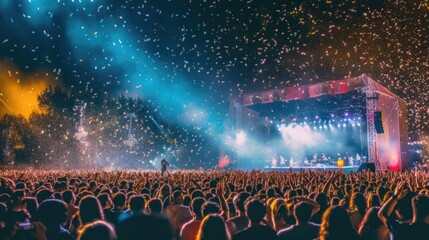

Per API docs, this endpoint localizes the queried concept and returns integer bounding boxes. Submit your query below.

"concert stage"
[264,166,359,173]
[229,75,408,171]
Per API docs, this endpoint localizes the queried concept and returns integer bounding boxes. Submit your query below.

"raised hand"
[394,180,408,199]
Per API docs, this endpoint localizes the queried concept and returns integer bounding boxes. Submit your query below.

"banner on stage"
[283,86,306,101]
[329,80,349,94]
[309,83,328,98]
[243,94,253,106]
[243,77,363,106]
[261,91,273,103]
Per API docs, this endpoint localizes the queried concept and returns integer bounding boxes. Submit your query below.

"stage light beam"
[236,131,247,146]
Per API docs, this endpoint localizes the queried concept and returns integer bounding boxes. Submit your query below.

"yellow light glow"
[0,62,54,118]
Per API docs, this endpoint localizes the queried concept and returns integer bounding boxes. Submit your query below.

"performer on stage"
[279,155,286,167]
[271,157,278,168]
[161,159,170,176]
[344,152,350,165]
[321,153,328,161]
[356,153,361,166]
[321,153,328,165]
[348,155,354,166]
[311,153,318,165]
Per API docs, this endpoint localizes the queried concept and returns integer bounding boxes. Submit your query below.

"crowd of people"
[0,168,428,240]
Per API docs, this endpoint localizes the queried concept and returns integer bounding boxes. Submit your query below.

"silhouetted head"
[38,199,68,227]
[197,214,230,240]
[320,206,357,240]
[79,195,104,225]
[78,220,116,240]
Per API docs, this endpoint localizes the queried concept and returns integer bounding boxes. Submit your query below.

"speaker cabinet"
[374,111,384,133]
[358,163,376,172]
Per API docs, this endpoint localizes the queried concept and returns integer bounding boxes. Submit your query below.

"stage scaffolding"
[233,74,408,171]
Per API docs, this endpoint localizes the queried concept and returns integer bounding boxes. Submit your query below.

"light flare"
[0,62,54,118]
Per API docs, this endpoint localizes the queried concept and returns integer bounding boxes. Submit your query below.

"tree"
[0,114,39,164]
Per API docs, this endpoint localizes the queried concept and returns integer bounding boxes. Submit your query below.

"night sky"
[0,0,428,142]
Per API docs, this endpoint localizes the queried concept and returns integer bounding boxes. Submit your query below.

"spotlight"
[319,126,323,129]
[337,124,341,127]
[342,123,346,127]
[357,123,361,126]
[330,113,335,117]
[324,125,328,129]
[313,126,317,130]
[236,131,247,145]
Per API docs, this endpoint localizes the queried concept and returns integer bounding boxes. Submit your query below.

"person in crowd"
[62,190,79,228]
[116,212,173,240]
[269,198,290,232]
[78,196,104,228]
[105,193,126,227]
[197,214,230,240]
[97,193,113,221]
[311,193,330,224]
[0,202,7,227]
[77,220,116,240]
[38,199,74,240]
[330,197,340,206]
[69,195,104,235]
[180,197,205,240]
[318,205,360,240]
[1,209,32,240]
[157,184,171,202]
[9,190,26,211]
[202,201,236,235]
[349,192,367,230]
[277,200,321,240]
[378,180,429,239]
[22,197,38,222]
[147,198,162,214]
[233,198,276,240]
[226,192,250,232]
[160,159,170,176]
[127,195,145,215]
[366,193,381,208]
[166,190,192,237]
[358,206,389,240]
[36,189,54,205]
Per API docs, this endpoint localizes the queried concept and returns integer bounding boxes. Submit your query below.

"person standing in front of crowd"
[378,180,429,239]
[233,199,276,240]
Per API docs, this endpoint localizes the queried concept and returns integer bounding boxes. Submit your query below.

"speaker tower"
[374,111,384,133]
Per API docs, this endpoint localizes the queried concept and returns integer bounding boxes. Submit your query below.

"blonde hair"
[196,214,230,240]
[270,198,289,220]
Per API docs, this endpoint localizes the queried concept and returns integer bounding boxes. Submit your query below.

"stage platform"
[264,166,359,173]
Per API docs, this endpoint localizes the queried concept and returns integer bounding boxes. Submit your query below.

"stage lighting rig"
[367,93,380,100]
